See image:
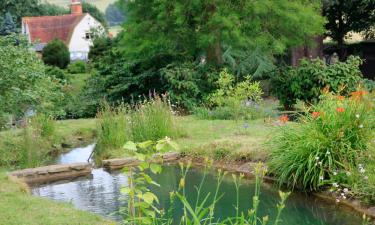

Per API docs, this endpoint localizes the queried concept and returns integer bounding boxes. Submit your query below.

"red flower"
[312,111,320,118]
[279,115,289,123]
[336,107,345,113]
[337,96,345,101]
[351,91,368,97]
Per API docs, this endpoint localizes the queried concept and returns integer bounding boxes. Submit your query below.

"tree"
[0,12,17,36]
[82,2,108,29]
[105,3,126,26]
[0,35,65,120]
[0,0,40,25]
[42,39,70,69]
[323,0,375,60]
[119,0,325,66]
[38,3,69,16]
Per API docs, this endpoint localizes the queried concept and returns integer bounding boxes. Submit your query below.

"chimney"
[71,0,83,14]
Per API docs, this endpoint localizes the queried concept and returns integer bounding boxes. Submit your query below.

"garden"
[0,0,375,225]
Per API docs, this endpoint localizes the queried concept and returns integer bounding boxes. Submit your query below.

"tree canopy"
[119,0,325,66]
[42,39,70,69]
[323,0,375,60]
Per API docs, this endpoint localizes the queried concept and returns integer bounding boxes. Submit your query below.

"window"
[85,32,92,40]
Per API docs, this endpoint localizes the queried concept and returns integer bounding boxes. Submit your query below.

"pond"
[31,144,364,224]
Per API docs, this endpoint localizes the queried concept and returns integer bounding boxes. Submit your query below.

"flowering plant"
[269,90,374,191]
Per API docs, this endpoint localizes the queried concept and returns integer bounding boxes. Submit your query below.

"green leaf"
[123,141,137,151]
[150,163,162,174]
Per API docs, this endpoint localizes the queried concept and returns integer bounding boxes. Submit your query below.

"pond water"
[31,145,364,224]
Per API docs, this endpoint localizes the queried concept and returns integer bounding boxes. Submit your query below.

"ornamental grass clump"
[268,90,374,191]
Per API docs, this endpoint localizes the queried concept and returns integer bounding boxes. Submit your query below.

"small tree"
[0,12,17,36]
[42,39,70,69]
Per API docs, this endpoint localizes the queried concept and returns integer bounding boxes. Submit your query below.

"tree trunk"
[206,32,223,66]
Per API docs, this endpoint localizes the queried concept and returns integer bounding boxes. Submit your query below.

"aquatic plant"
[121,139,291,225]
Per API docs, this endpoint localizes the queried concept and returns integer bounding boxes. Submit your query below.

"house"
[21,0,105,61]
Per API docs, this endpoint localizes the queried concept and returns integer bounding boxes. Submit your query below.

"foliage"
[121,138,179,224]
[363,79,375,92]
[122,160,290,225]
[95,103,129,160]
[268,91,374,191]
[130,97,182,142]
[105,3,126,26]
[82,2,108,29]
[42,39,70,69]
[0,12,17,36]
[0,0,71,25]
[67,61,87,74]
[323,0,375,59]
[205,70,264,120]
[271,56,364,109]
[119,0,324,66]
[0,33,29,47]
[45,65,69,81]
[0,38,65,123]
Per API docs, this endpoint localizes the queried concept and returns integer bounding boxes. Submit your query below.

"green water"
[149,166,363,225]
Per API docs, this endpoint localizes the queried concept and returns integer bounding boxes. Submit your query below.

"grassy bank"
[101,116,274,161]
[0,171,112,225]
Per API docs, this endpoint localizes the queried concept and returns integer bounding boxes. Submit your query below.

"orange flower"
[312,111,320,118]
[279,115,289,123]
[351,91,368,97]
[336,107,345,113]
[337,96,345,101]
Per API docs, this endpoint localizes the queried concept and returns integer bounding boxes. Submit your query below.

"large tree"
[119,0,325,66]
[323,0,375,60]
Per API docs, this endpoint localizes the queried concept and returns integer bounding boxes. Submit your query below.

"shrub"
[268,90,374,191]
[45,65,69,81]
[271,56,364,109]
[42,39,70,69]
[67,61,87,74]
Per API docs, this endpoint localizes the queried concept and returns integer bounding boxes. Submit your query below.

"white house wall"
[68,14,104,61]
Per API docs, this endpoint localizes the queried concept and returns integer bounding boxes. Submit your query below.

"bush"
[42,39,70,69]
[45,65,69,81]
[195,70,266,120]
[268,90,374,191]
[271,56,364,109]
[67,61,87,74]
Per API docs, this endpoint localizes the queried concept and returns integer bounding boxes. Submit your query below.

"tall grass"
[268,91,374,191]
[95,97,183,160]
[95,103,129,159]
[130,97,181,142]
[0,114,56,169]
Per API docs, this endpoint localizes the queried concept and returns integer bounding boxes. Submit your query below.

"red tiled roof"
[22,14,86,44]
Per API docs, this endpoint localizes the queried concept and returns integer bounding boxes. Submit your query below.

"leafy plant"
[268,91,374,191]
[67,61,86,74]
[42,39,70,69]
[271,56,364,109]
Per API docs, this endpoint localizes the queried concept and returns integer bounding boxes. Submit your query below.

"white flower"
[315,156,319,160]
[342,196,347,199]
[333,183,339,188]
[346,171,351,176]
[364,176,369,180]
[333,171,338,176]
[359,124,364,129]
[318,161,322,165]
[360,168,366,173]
[356,114,360,118]
[336,199,340,203]
[319,176,324,181]
[359,164,363,168]
[343,188,349,193]
[341,193,345,196]
[326,151,331,155]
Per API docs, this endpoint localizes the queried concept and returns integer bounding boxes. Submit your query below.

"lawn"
[0,170,113,225]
